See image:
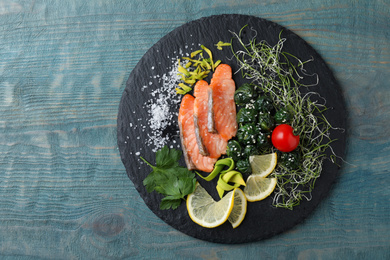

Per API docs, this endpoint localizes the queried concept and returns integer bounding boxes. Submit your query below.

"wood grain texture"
[0,0,389,259]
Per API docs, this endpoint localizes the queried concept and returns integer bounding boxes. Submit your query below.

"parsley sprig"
[141,146,197,210]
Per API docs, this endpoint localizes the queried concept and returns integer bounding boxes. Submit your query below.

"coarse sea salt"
[139,53,186,152]
[129,45,199,158]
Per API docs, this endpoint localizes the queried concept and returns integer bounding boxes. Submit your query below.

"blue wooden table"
[1,0,389,259]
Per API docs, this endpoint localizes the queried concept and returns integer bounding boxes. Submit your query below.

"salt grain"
[141,52,185,152]
[130,46,198,153]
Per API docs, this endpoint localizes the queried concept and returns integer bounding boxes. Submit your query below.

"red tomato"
[271,124,299,152]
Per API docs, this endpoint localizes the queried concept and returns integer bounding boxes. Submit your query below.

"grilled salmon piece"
[210,64,238,141]
[178,94,217,172]
[193,80,228,158]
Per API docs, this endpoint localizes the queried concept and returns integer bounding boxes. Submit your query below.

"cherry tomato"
[271,124,299,152]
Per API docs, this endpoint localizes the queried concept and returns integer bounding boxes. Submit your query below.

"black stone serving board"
[117,14,347,244]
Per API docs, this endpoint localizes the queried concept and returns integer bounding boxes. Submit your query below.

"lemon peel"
[187,182,247,229]
[249,152,277,177]
[244,175,277,202]
[187,182,235,228]
[228,188,247,229]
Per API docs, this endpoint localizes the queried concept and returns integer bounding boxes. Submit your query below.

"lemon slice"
[187,182,235,228]
[227,188,247,229]
[243,175,277,202]
[249,152,277,177]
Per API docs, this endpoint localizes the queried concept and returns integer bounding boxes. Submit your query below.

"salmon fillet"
[193,80,227,158]
[178,94,217,172]
[210,64,238,141]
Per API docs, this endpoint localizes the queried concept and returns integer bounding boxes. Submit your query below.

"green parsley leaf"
[155,145,181,169]
[160,196,182,210]
[141,146,197,210]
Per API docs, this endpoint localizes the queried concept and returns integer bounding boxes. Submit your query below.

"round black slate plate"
[117,14,347,244]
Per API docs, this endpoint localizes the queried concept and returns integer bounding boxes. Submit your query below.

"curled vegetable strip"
[197,158,245,198]
[197,158,235,181]
[217,171,246,199]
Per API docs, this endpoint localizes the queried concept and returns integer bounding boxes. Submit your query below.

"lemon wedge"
[187,182,235,228]
[249,152,277,177]
[243,175,277,202]
[227,188,247,228]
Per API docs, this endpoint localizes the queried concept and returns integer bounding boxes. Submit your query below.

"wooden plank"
[0,0,389,258]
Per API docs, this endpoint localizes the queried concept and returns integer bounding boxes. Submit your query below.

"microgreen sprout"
[231,26,340,209]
